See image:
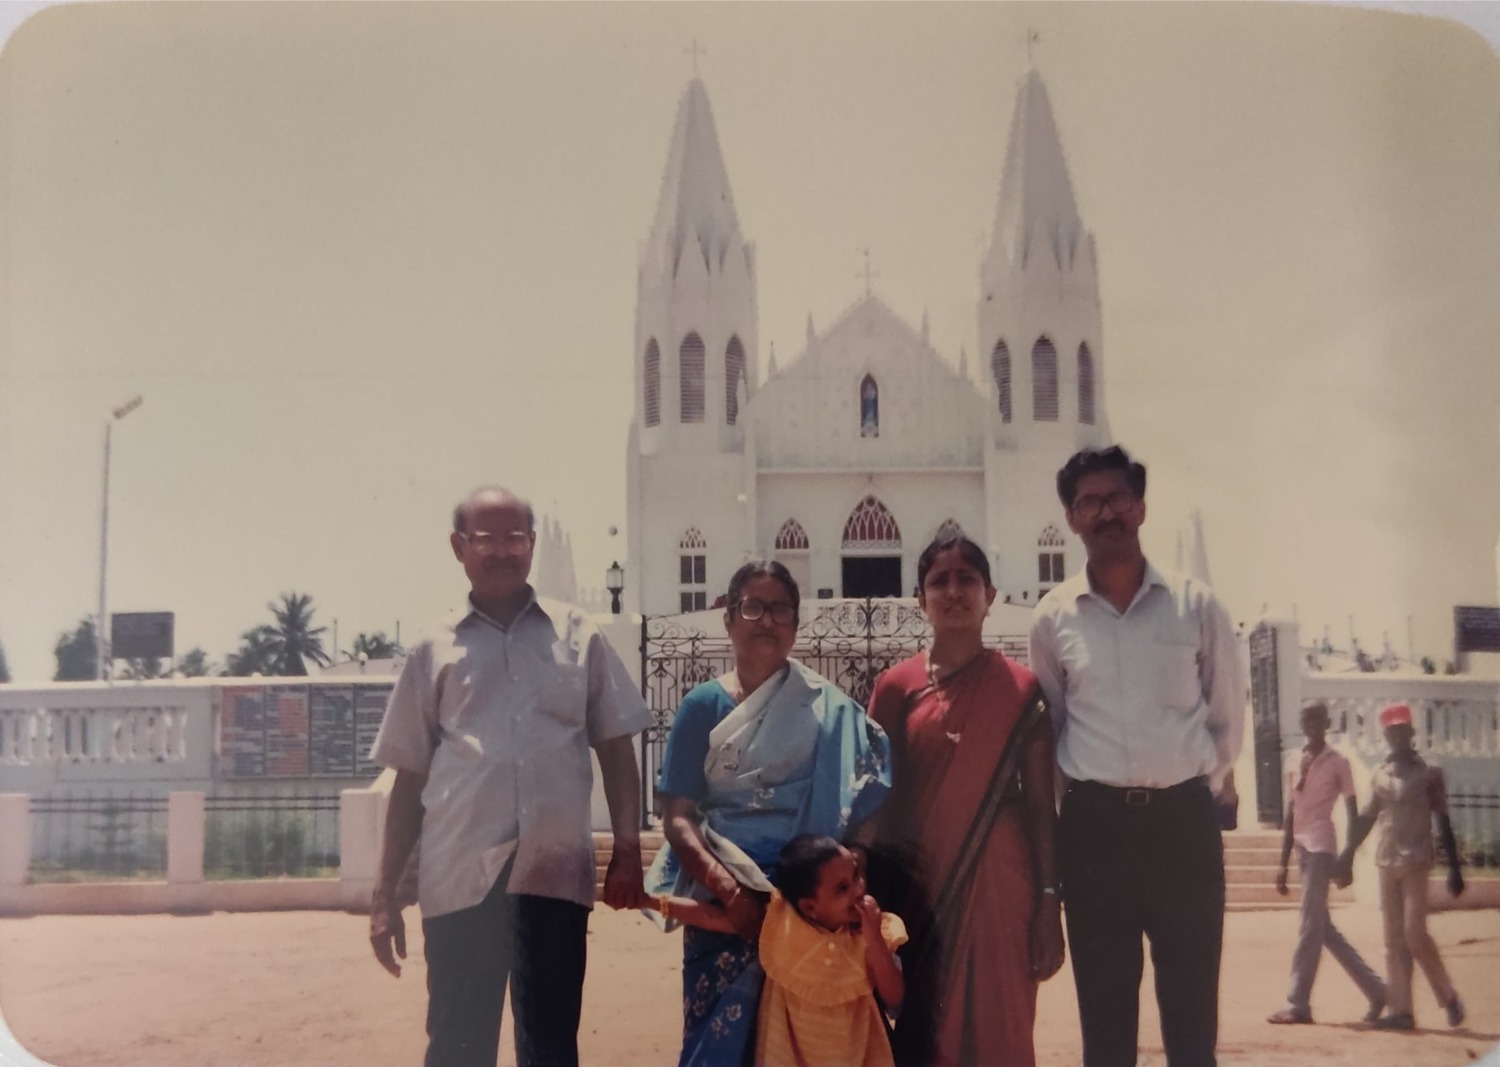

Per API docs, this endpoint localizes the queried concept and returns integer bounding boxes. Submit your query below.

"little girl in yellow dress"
[648,834,906,1067]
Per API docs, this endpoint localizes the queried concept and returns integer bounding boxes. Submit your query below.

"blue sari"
[646,659,891,1067]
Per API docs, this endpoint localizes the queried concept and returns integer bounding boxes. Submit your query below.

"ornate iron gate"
[1249,623,1285,827]
[637,599,1028,821]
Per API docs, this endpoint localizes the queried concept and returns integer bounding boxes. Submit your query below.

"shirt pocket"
[1153,622,1202,712]
[537,663,589,733]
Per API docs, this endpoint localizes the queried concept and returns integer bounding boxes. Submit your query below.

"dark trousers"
[1059,778,1225,1067]
[421,871,589,1067]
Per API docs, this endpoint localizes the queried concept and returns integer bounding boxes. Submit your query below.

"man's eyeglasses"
[1069,490,1138,520]
[731,598,797,626]
[459,530,532,554]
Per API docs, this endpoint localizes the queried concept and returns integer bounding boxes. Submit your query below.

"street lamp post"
[97,395,144,681]
[605,561,625,615]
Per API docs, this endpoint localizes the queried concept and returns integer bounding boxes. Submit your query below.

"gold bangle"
[658,894,672,921]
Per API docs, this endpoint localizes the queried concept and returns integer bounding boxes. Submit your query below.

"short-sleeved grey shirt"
[369,593,650,918]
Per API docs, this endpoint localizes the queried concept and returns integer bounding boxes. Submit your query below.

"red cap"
[1379,703,1413,729]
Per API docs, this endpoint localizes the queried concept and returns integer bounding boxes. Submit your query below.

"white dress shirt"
[370,593,651,918]
[1029,562,1244,792]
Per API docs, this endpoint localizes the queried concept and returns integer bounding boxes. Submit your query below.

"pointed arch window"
[725,336,746,426]
[1032,338,1058,421]
[644,339,661,428]
[680,333,705,423]
[934,519,964,542]
[774,519,809,552]
[991,340,1012,423]
[1038,524,1066,588]
[859,375,879,438]
[1078,343,1096,425]
[679,528,707,612]
[842,496,901,551]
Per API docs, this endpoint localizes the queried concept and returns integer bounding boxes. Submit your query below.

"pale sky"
[2,2,1499,683]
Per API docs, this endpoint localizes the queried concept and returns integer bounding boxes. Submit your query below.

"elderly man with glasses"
[367,485,652,1067]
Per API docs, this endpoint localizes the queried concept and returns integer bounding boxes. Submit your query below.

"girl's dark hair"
[916,535,991,590]
[771,834,845,906]
[726,559,801,616]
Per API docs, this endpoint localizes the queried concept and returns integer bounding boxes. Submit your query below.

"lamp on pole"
[605,561,625,615]
[97,394,144,681]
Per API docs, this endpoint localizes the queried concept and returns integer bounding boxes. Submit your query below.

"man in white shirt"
[367,486,652,1067]
[1029,446,1243,1067]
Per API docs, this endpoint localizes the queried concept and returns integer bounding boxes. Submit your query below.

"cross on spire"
[685,38,707,77]
[858,248,880,297]
[1026,28,1041,67]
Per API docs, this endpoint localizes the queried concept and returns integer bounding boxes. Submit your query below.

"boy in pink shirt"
[1267,702,1385,1025]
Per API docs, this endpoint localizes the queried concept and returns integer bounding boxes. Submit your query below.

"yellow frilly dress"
[754,891,908,1067]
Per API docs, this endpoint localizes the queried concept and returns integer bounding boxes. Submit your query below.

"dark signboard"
[1454,606,1500,654]
[111,612,175,660]
[216,682,393,780]
[1248,624,1283,827]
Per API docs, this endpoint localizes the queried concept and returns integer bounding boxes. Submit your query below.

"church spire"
[986,69,1083,270]
[645,79,743,279]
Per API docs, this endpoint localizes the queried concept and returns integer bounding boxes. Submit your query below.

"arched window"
[679,528,707,612]
[991,340,1012,423]
[1078,343,1095,425]
[859,375,879,438]
[644,339,661,427]
[842,496,901,550]
[774,519,809,552]
[680,333,705,423]
[725,336,746,426]
[1038,524,1065,588]
[1032,337,1058,421]
[934,519,964,542]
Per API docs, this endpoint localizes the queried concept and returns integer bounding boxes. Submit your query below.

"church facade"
[626,69,1113,614]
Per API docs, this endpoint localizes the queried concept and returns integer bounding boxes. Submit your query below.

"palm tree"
[262,592,331,676]
[348,631,402,662]
[226,625,279,677]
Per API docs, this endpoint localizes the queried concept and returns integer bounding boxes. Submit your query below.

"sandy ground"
[0,902,1497,1067]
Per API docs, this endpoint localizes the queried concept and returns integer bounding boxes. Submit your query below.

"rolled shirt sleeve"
[369,640,439,774]
[584,628,652,747]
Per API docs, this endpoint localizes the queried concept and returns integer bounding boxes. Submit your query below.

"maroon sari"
[869,650,1049,1067]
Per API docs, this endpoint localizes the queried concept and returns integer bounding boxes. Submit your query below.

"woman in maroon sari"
[865,535,1065,1067]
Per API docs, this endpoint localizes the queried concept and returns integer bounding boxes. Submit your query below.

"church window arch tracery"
[725,336,746,426]
[1032,338,1058,421]
[774,519,809,552]
[680,333,706,423]
[859,375,880,438]
[842,496,901,551]
[1037,524,1066,590]
[991,341,1012,423]
[1078,343,1096,425]
[644,339,661,427]
[679,528,708,612]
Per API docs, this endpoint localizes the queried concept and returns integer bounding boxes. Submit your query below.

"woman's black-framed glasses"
[731,598,797,625]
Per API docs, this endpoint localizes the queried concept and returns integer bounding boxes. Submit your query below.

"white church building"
[626,68,1113,614]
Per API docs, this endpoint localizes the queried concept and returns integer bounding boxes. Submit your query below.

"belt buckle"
[1124,788,1151,808]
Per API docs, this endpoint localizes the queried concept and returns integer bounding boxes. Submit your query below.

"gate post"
[1249,620,1302,827]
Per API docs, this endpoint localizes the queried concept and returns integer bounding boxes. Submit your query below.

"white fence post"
[339,788,384,907]
[167,791,205,884]
[0,795,29,886]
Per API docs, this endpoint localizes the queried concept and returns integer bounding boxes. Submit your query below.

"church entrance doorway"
[841,556,902,598]
[840,494,903,599]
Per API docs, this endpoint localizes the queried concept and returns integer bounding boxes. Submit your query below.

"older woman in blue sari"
[646,560,892,1067]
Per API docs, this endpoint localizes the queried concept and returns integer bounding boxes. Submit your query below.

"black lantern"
[605,560,625,615]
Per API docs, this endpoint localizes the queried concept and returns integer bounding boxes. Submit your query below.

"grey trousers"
[1379,863,1456,1016]
[1285,847,1385,1014]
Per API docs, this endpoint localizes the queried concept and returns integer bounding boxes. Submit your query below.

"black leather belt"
[1071,776,1209,807]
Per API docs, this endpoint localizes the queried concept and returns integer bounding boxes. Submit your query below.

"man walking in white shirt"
[1268,701,1386,1025]
[1030,446,1243,1067]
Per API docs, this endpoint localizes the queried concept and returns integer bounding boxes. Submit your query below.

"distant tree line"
[44,592,403,681]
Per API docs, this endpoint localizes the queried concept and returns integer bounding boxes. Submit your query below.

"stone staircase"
[594,830,1339,912]
[1224,828,1353,911]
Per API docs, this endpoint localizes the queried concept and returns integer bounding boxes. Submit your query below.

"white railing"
[0,706,190,765]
